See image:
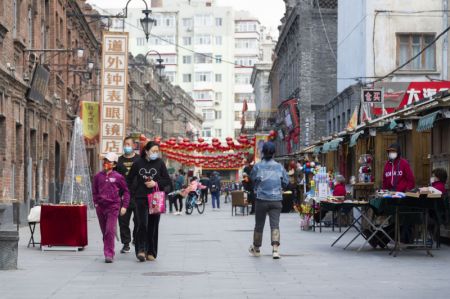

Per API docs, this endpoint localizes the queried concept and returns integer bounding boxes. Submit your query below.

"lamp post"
[123,0,155,41]
[144,50,165,80]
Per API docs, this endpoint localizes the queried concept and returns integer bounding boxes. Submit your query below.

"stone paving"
[1,199,450,299]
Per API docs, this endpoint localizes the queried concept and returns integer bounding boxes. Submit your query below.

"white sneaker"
[272,250,280,259]
[248,245,261,257]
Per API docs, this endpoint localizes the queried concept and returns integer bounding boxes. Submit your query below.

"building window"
[235,21,258,33]
[28,7,33,48]
[194,53,213,64]
[193,91,212,100]
[215,92,222,102]
[165,15,175,27]
[182,18,193,28]
[215,36,222,45]
[215,18,222,27]
[235,56,258,67]
[195,72,212,82]
[183,74,192,83]
[215,128,222,137]
[234,111,241,121]
[215,55,222,63]
[202,127,212,137]
[13,0,19,38]
[337,116,341,131]
[136,37,146,46]
[203,109,215,121]
[182,55,192,64]
[397,33,436,71]
[215,74,222,82]
[328,120,332,135]
[215,111,222,120]
[235,73,251,84]
[194,14,213,27]
[245,111,256,121]
[235,93,254,103]
[183,37,192,45]
[235,38,258,49]
[195,34,212,45]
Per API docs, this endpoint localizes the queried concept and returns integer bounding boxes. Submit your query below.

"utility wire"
[315,0,337,62]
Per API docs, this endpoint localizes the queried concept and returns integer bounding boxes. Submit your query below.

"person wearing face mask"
[116,136,140,254]
[92,152,130,263]
[382,143,415,192]
[126,141,171,262]
[430,168,447,194]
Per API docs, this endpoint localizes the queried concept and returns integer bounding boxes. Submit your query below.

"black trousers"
[119,198,137,246]
[135,197,160,258]
[173,194,183,212]
[200,189,208,202]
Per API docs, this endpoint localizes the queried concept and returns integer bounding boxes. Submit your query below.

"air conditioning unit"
[186,27,192,32]
[214,101,220,106]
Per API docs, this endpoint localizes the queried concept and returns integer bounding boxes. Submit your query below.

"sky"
[86,0,285,38]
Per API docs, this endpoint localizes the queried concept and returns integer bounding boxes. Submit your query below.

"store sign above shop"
[373,81,450,115]
[27,65,50,103]
[362,89,383,103]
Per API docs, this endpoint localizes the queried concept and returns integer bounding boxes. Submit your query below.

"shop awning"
[349,131,364,148]
[313,146,322,155]
[417,111,440,132]
[322,138,343,153]
[380,120,398,132]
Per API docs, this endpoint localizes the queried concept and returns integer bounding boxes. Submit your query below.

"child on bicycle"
[170,176,206,204]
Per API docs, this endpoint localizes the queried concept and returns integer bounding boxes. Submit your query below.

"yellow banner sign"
[81,101,99,142]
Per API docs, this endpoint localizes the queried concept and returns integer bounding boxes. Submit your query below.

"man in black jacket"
[199,174,210,203]
[116,136,140,254]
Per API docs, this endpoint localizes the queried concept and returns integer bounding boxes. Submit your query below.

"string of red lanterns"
[139,134,256,169]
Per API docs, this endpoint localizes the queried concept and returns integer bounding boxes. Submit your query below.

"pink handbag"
[147,183,166,215]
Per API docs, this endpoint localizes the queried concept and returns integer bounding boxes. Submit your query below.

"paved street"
[2,199,450,299]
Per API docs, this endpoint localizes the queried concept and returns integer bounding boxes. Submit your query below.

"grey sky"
[86,0,284,38]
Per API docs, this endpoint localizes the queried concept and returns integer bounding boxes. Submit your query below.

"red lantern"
[197,137,204,143]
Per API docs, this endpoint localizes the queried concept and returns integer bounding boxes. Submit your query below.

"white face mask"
[430,177,437,184]
[388,152,398,160]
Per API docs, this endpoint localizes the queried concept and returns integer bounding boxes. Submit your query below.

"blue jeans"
[211,191,220,209]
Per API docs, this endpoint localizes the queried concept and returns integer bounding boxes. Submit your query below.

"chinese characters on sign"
[81,101,99,142]
[100,32,129,155]
[362,89,383,103]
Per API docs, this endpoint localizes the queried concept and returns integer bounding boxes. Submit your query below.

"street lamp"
[144,50,165,79]
[123,0,155,41]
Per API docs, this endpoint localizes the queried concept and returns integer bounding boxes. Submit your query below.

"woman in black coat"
[127,141,171,262]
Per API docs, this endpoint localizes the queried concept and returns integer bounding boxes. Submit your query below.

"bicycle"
[185,189,205,215]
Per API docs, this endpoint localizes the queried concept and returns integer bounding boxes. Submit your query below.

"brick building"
[0,0,102,223]
[269,0,337,155]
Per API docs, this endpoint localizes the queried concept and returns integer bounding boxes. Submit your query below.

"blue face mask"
[124,146,133,155]
[149,153,159,160]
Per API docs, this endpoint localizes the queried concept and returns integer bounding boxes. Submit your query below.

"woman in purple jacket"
[92,152,130,263]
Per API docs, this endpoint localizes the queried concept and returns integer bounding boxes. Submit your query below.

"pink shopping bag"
[148,183,166,215]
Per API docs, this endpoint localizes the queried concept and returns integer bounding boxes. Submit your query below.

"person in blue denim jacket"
[249,142,288,259]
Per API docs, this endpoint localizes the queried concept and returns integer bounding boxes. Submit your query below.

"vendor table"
[385,197,443,257]
[40,204,88,250]
[331,202,394,251]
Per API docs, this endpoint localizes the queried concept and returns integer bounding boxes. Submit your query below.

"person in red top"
[382,143,415,192]
[332,175,347,197]
[430,168,447,195]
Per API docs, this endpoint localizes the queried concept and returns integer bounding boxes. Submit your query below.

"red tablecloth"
[40,204,88,247]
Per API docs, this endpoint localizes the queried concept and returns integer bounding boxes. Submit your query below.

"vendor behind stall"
[382,143,415,192]
[332,175,347,197]
[430,168,448,195]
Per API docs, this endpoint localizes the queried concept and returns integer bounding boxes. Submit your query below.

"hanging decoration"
[138,134,256,169]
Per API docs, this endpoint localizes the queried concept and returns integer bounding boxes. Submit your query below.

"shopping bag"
[148,183,166,215]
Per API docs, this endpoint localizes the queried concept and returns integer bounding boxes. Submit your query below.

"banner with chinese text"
[100,32,129,155]
[81,101,99,142]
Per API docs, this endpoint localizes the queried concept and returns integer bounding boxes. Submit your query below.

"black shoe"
[120,244,131,253]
